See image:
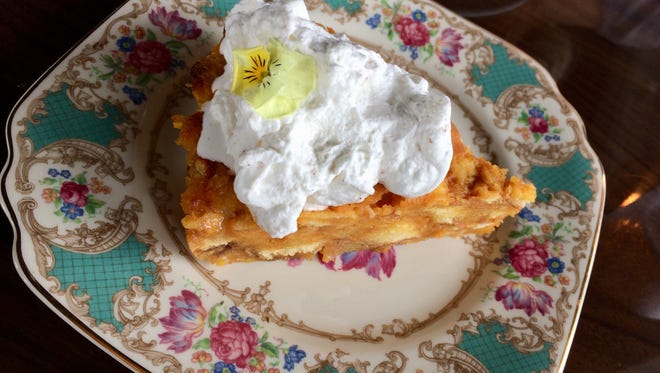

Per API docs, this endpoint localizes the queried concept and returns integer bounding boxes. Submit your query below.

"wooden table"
[1,0,658,371]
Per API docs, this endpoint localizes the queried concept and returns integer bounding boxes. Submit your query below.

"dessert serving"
[173,0,536,265]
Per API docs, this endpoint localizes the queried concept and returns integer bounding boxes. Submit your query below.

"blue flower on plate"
[411,9,427,22]
[213,361,238,373]
[518,206,541,222]
[123,85,147,105]
[116,36,136,52]
[547,257,565,274]
[410,46,419,60]
[61,202,84,220]
[229,305,243,322]
[366,13,381,29]
[529,106,545,118]
[283,345,306,371]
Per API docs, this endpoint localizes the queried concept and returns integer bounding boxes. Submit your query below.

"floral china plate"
[2,0,604,372]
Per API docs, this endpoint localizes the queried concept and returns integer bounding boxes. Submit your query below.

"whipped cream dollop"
[198,0,453,238]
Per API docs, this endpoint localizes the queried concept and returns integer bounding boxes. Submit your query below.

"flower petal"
[232,45,271,95]
[240,39,317,119]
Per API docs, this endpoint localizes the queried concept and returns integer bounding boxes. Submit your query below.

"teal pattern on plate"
[459,321,553,372]
[22,84,125,151]
[200,0,363,17]
[323,0,363,14]
[200,0,242,18]
[470,41,540,102]
[47,235,157,332]
[527,150,595,209]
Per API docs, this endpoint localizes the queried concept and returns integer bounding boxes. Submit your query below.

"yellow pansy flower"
[231,38,316,119]
[231,45,271,95]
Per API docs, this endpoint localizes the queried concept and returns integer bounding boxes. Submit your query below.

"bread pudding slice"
[173,48,536,266]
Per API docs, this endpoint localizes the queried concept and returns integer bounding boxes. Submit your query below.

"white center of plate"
[210,237,477,337]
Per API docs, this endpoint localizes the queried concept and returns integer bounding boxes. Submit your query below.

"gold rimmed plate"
[2,0,604,371]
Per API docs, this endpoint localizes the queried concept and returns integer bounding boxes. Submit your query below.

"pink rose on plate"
[210,320,259,368]
[529,116,549,133]
[60,181,89,207]
[508,237,549,278]
[127,40,172,74]
[394,17,430,47]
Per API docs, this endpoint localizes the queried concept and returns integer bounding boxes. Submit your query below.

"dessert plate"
[2,0,604,372]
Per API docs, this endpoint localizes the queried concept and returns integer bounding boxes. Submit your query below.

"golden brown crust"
[174,50,536,266]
